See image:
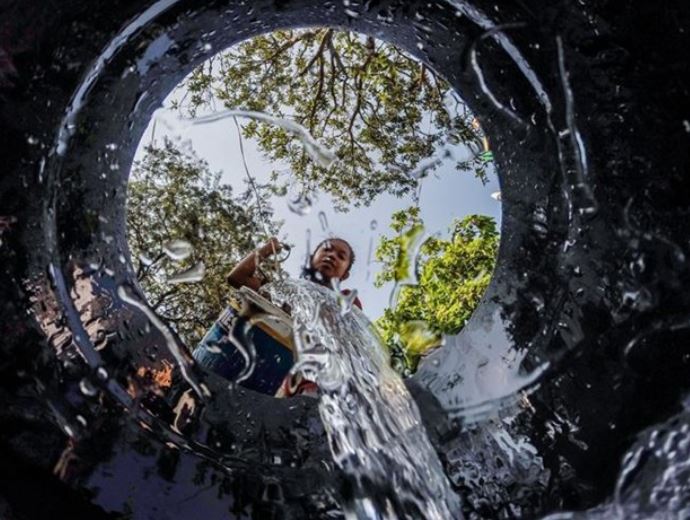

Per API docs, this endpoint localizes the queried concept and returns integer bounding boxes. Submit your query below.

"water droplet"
[163,239,193,261]
[391,223,425,284]
[370,219,378,230]
[38,157,46,184]
[532,207,548,236]
[318,211,329,231]
[139,253,154,266]
[96,367,109,381]
[340,288,358,316]
[187,109,336,168]
[205,343,222,354]
[168,261,205,284]
[399,321,442,357]
[27,135,39,145]
[287,190,313,216]
[408,157,442,179]
[105,143,118,151]
[202,43,212,51]
[79,378,98,396]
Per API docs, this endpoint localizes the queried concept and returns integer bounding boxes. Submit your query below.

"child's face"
[311,239,352,282]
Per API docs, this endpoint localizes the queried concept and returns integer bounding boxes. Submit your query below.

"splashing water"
[467,24,530,129]
[391,223,425,287]
[267,279,461,519]
[162,238,193,260]
[287,187,314,216]
[318,210,329,232]
[542,398,690,519]
[408,157,444,180]
[117,285,208,399]
[167,261,205,284]
[186,109,338,168]
[330,277,358,316]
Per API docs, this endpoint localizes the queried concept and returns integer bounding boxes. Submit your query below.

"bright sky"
[132,44,502,321]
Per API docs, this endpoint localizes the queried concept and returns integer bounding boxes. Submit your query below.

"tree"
[374,207,499,374]
[126,138,282,346]
[178,28,489,211]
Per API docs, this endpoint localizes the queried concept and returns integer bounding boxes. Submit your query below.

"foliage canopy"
[126,138,281,345]
[127,28,498,355]
[179,28,488,210]
[374,207,499,373]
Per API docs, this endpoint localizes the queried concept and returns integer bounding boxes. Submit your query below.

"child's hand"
[258,237,282,258]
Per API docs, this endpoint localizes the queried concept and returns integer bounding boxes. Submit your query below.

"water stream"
[267,279,462,519]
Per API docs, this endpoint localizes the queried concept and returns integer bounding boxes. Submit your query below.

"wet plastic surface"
[1,0,690,518]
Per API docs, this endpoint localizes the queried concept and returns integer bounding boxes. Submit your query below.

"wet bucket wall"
[1,0,689,518]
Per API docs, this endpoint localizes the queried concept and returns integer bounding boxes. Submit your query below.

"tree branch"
[429,67,446,101]
[298,28,332,76]
[151,286,181,311]
[307,50,326,132]
[327,33,347,76]
[137,251,167,282]
[347,37,376,148]
[266,30,317,63]
[414,63,427,93]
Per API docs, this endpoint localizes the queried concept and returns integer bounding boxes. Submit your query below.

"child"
[227,236,361,309]
[227,236,361,397]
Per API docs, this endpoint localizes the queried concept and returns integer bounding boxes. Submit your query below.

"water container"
[193,288,295,395]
